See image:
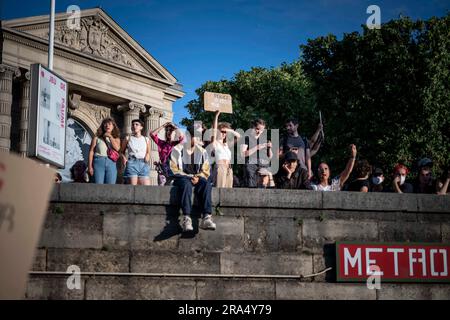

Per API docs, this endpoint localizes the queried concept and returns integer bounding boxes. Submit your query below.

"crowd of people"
[64,114,449,232]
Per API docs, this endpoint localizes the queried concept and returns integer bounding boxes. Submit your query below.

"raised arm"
[211,110,220,144]
[224,127,241,146]
[310,123,323,147]
[339,144,357,187]
[150,123,168,136]
[437,170,450,195]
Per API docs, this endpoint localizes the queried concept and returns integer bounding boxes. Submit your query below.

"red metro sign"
[336,242,450,282]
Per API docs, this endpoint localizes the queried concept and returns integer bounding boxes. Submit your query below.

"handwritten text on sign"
[204,92,233,113]
[336,242,450,282]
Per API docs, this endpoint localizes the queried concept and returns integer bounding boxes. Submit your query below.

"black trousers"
[244,164,259,187]
[172,176,212,217]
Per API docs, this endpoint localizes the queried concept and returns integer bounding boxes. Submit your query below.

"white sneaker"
[182,216,193,232]
[200,214,216,230]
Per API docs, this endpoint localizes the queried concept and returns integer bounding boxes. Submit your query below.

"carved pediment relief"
[44,17,149,73]
[9,11,169,80]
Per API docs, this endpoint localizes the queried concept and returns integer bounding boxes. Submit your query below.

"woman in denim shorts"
[120,119,151,185]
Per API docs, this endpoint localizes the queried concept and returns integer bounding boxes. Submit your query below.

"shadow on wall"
[153,187,203,241]
[323,243,337,282]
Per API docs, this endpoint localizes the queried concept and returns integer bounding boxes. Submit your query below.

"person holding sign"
[88,118,121,184]
[210,110,241,188]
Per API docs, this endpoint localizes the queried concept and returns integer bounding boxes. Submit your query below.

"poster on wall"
[28,63,68,168]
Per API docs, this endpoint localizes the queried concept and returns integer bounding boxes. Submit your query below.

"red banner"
[336,242,450,282]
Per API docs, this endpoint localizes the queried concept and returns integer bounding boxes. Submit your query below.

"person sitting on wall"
[369,167,385,192]
[311,144,357,191]
[413,158,440,194]
[347,159,372,192]
[169,125,216,232]
[275,151,313,190]
[391,163,413,193]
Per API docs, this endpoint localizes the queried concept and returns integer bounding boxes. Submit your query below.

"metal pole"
[48,0,55,70]
[319,110,324,140]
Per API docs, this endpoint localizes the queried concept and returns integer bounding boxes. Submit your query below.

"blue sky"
[1,0,449,126]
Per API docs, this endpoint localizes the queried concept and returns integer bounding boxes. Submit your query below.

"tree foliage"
[301,14,450,173]
[183,13,450,175]
[182,61,316,135]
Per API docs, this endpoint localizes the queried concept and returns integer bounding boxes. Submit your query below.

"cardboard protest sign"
[204,91,233,113]
[0,152,55,299]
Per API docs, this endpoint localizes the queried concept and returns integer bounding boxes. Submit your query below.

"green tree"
[301,14,450,174]
[182,61,317,136]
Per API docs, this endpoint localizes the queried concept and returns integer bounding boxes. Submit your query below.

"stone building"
[0,8,184,183]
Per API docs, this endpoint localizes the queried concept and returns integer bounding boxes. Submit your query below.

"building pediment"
[2,8,177,83]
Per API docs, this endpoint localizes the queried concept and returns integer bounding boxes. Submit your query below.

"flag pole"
[48,0,55,70]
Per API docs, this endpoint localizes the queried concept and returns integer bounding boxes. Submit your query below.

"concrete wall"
[28,184,450,300]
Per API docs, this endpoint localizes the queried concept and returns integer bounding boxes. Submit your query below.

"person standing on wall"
[88,117,121,184]
[121,119,151,185]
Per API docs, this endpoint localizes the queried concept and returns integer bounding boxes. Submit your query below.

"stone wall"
[27,184,450,300]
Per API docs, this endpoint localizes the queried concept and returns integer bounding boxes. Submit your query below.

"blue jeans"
[173,176,212,217]
[93,155,117,184]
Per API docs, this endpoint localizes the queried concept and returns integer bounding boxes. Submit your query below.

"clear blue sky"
[1,0,449,126]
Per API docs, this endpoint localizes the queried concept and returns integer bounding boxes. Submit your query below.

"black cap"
[372,167,384,176]
[284,151,298,162]
[417,158,433,169]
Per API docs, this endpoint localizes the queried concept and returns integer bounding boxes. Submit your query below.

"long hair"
[96,117,120,138]
[354,159,372,178]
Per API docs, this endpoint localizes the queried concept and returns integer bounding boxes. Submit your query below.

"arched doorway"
[59,118,92,182]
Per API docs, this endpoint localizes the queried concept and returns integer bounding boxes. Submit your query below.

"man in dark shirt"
[279,118,311,179]
[275,151,312,190]
[413,158,437,194]
[241,119,273,187]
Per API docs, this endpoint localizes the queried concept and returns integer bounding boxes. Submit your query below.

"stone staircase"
[26,184,450,299]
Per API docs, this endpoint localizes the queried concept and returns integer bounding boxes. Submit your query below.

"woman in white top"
[211,110,241,188]
[311,144,357,191]
[120,119,151,185]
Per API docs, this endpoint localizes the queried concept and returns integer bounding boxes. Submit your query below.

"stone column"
[117,101,146,136]
[19,71,31,157]
[0,65,20,152]
[145,107,164,185]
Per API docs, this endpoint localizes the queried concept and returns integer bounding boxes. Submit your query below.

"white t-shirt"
[127,135,148,159]
[311,176,341,191]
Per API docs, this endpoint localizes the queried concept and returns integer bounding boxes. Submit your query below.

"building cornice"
[2,27,185,96]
